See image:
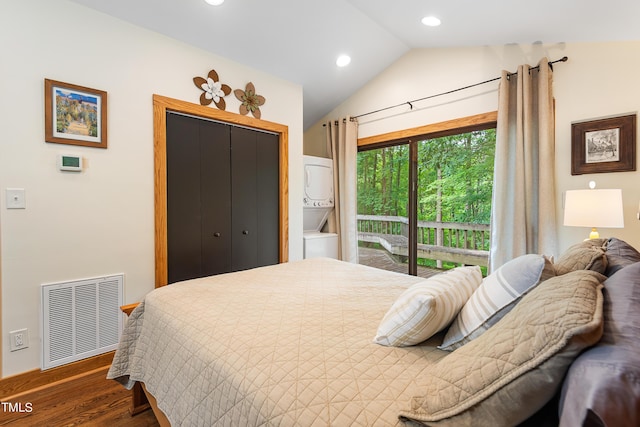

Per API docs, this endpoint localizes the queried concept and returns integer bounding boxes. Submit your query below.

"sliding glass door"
[356,128,495,276]
[357,144,410,274]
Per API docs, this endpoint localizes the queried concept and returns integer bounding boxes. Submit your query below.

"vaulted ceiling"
[70,0,640,129]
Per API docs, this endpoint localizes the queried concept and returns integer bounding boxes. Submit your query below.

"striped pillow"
[374,266,483,347]
[439,254,555,351]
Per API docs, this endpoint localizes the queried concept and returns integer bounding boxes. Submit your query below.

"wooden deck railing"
[357,214,490,267]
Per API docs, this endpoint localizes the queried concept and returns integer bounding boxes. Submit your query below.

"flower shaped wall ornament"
[193,69,231,110]
[234,82,266,119]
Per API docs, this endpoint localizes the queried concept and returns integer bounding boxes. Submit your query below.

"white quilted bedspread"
[108,258,448,426]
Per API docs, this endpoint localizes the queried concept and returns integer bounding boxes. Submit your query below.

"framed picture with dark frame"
[571,113,636,175]
[44,79,108,148]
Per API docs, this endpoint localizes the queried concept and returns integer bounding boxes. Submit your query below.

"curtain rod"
[352,56,568,120]
[323,117,356,127]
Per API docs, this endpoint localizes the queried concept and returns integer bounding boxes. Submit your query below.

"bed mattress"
[108,257,449,426]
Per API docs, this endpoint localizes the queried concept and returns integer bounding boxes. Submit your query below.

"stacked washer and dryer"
[302,155,339,259]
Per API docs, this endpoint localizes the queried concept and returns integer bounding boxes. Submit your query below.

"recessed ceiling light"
[205,0,224,5]
[336,55,351,67]
[421,16,441,27]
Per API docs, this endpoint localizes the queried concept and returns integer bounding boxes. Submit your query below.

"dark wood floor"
[0,367,159,426]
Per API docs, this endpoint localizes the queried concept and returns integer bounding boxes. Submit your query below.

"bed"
[108,238,640,426]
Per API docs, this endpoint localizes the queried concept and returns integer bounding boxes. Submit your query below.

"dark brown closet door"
[255,132,279,267]
[166,113,279,282]
[200,119,232,276]
[230,127,279,271]
[166,113,231,283]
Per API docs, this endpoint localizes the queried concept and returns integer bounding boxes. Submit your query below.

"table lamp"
[563,185,624,239]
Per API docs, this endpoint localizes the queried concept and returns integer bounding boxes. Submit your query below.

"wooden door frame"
[153,95,289,288]
[357,111,497,148]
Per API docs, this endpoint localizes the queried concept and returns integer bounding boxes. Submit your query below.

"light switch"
[6,188,26,209]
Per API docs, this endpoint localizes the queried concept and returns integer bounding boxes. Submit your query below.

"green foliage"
[357,144,410,216]
[357,129,495,224]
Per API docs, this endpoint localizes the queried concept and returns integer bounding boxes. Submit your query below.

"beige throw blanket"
[108,258,448,426]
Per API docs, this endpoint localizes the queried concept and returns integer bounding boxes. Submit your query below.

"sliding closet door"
[166,112,279,281]
[200,119,232,276]
[255,132,279,267]
[230,127,258,271]
[166,113,203,283]
[230,127,279,271]
[166,113,231,283]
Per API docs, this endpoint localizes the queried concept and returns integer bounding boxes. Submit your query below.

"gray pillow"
[604,237,640,276]
[559,261,640,427]
[439,254,555,351]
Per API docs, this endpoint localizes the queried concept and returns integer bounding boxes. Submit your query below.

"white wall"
[0,0,304,377]
[306,42,640,255]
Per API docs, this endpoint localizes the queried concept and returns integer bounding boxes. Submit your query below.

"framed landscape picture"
[44,79,108,148]
[571,113,636,175]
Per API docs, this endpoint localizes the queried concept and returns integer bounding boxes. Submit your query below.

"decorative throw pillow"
[439,254,554,351]
[558,261,640,426]
[399,270,605,427]
[373,266,483,347]
[604,237,640,276]
[554,239,608,276]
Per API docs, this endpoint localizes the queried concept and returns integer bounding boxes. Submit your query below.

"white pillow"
[439,253,555,351]
[374,266,483,347]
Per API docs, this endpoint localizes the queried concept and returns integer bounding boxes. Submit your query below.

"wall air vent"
[41,274,123,370]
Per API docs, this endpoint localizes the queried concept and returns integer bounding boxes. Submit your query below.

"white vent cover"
[42,274,123,370]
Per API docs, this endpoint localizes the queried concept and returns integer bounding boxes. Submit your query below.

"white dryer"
[302,155,338,259]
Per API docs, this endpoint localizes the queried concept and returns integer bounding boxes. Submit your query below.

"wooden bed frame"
[139,382,170,427]
[121,303,169,425]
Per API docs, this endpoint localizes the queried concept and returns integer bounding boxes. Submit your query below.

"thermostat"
[58,154,83,172]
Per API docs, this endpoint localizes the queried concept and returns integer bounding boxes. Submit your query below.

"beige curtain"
[326,118,359,263]
[489,57,557,271]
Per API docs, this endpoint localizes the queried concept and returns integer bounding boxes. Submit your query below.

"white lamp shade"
[563,189,624,228]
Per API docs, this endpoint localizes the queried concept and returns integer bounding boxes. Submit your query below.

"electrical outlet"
[9,328,29,351]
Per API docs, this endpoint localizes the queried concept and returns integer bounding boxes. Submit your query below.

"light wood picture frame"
[44,79,108,148]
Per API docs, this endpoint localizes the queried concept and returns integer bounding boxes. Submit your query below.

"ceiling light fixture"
[421,16,441,27]
[336,55,351,67]
[205,0,225,5]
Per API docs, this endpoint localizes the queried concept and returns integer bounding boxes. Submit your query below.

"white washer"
[303,231,339,259]
[302,156,338,259]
